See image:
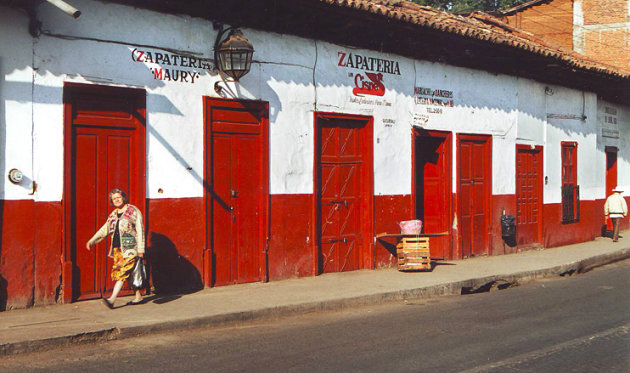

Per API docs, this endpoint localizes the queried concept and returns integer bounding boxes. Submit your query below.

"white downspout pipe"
[45,0,81,18]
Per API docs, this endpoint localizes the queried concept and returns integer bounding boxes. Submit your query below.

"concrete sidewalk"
[2,235,630,356]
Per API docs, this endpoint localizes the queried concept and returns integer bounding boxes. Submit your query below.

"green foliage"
[410,0,529,13]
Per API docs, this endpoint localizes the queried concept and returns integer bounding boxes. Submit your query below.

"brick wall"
[583,0,627,25]
[500,0,630,72]
[502,0,574,50]
[584,29,630,70]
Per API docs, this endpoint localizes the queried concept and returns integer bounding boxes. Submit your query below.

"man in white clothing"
[604,186,628,242]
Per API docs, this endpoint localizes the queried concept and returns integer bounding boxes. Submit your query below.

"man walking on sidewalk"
[604,186,627,242]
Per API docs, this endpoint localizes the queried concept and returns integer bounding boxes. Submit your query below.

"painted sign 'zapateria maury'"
[131,48,214,84]
[338,51,401,97]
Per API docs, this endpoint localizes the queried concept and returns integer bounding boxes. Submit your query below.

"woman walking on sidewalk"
[86,188,145,308]
[604,186,627,242]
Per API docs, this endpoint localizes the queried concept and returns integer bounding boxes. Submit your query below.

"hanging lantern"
[215,28,254,81]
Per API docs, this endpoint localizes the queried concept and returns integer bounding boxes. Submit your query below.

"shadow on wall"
[147,232,202,294]
[0,274,6,311]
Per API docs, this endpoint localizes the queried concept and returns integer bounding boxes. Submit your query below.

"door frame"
[515,144,544,246]
[456,133,492,259]
[411,128,453,259]
[312,112,374,274]
[62,82,146,303]
[203,97,270,287]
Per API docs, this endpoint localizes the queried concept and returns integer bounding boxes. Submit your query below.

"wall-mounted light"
[8,168,23,184]
[213,24,254,81]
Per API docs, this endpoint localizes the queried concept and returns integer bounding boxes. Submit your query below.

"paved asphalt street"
[2,259,629,372]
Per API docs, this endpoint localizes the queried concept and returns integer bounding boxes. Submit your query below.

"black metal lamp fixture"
[214,25,254,81]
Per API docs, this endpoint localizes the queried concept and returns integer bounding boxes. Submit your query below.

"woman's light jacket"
[88,204,145,258]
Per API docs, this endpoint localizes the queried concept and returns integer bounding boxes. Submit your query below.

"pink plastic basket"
[399,220,422,234]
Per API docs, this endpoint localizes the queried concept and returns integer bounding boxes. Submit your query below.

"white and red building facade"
[1,0,629,310]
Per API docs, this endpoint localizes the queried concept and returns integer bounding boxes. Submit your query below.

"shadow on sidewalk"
[119,293,187,307]
[146,232,203,296]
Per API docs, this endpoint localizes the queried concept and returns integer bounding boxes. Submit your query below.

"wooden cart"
[376,232,448,271]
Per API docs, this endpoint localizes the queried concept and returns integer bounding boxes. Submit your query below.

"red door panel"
[516,147,542,246]
[339,163,361,271]
[65,84,146,301]
[459,136,490,258]
[234,135,261,283]
[606,149,618,197]
[74,132,100,297]
[459,141,473,258]
[605,149,618,231]
[317,117,371,273]
[211,134,233,285]
[471,142,486,253]
[206,99,268,286]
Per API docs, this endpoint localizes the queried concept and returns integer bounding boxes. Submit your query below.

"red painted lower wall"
[374,194,412,268]
[34,202,63,304]
[0,200,62,310]
[268,194,314,280]
[0,200,35,310]
[542,199,611,248]
[146,197,205,293]
[1,195,628,310]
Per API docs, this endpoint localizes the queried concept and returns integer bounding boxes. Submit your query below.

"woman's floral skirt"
[111,247,136,282]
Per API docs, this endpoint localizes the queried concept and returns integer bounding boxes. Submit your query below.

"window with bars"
[561,142,579,223]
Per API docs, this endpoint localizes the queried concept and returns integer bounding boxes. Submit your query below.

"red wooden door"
[605,148,618,231]
[606,148,618,197]
[414,131,451,259]
[64,84,146,301]
[206,99,268,286]
[561,142,578,223]
[516,146,542,246]
[459,136,490,258]
[317,116,371,273]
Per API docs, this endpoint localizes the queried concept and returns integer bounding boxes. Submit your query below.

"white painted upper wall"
[0,6,34,200]
[2,0,628,203]
[543,86,599,203]
[599,98,630,196]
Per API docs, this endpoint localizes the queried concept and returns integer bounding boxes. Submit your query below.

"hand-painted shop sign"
[338,51,401,98]
[414,86,454,115]
[353,73,385,97]
[414,87,454,107]
[337,52,401,75]
[131,48,214,84]
[382,118,396,127]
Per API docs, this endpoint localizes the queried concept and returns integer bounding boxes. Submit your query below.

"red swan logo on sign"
[353,72,385,97]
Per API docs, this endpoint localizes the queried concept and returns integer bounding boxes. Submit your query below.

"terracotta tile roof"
[317,0,630,79]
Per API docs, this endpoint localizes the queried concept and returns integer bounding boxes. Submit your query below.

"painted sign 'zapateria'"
[338,51,401,97]
[338,51,401,75]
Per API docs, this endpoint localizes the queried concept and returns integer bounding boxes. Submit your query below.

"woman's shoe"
[102,298,114,309]
[127,299,143,306]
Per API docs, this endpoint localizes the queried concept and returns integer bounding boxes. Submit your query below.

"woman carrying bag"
[86,188,145,309]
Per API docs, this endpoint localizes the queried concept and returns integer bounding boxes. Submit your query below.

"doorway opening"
[62,83,146,302]
[412,129,452,259]
[204,98,269,286]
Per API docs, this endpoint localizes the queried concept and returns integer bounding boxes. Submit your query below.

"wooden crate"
[397,237,431,271]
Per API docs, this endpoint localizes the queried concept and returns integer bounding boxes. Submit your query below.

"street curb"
[2,248,630,356]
